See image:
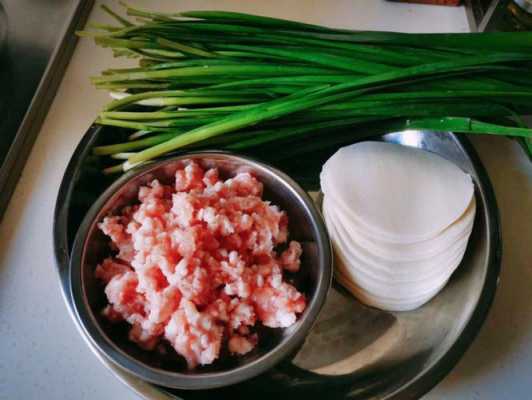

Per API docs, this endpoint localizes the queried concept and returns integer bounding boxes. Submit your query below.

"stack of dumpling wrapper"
[320,142,476,311]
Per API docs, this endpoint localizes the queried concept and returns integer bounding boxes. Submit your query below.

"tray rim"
[53,124,501,400]
[0,0,94,220]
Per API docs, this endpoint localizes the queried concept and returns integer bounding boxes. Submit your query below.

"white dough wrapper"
[323,204,469,296]
[320,142,474,243]
[322,194,473,268]
[334,268,447,312]
[324,202,471,287]
[324,194,476,262]
[334,262,448,306]
[333,241,466,301]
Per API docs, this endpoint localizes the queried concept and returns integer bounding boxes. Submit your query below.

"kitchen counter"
[0,1,530,399]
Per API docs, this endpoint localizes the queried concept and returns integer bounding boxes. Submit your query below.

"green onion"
[79,4,532,173]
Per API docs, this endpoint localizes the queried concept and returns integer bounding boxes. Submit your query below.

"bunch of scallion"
[79,4,532,179]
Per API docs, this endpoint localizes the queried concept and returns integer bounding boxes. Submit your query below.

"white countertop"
[1,1,531,399]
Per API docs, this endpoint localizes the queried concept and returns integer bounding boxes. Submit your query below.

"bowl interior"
[71,153,331,387]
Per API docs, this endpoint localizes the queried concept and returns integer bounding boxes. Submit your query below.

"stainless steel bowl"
[68,151,333,390]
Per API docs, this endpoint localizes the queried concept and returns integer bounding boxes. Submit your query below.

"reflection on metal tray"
[0,0,93,220]
[54,125,501,400]
[465,0,532,31]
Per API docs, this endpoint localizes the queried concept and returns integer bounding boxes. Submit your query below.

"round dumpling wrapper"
[333,242,465,300]
[323,195,475,264]
[324,204,468,293]
[334,264,447,312]
[320,142,474,243]
[334,264,447,307]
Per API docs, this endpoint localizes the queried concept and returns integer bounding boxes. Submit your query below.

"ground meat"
[96,161,305,368]
[279,241,303,273]
[228,334,257,355]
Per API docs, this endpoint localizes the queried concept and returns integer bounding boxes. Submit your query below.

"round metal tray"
[54,125,501,400]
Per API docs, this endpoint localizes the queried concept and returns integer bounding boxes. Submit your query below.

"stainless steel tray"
[0,0,94,220]
[54,125,501,399]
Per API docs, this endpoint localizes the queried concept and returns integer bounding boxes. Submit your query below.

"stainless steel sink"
[0,0,93,219]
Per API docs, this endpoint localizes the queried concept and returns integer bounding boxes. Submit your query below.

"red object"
[388,0,462,5]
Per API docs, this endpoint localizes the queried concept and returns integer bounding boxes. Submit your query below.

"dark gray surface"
[0,0,93,220]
